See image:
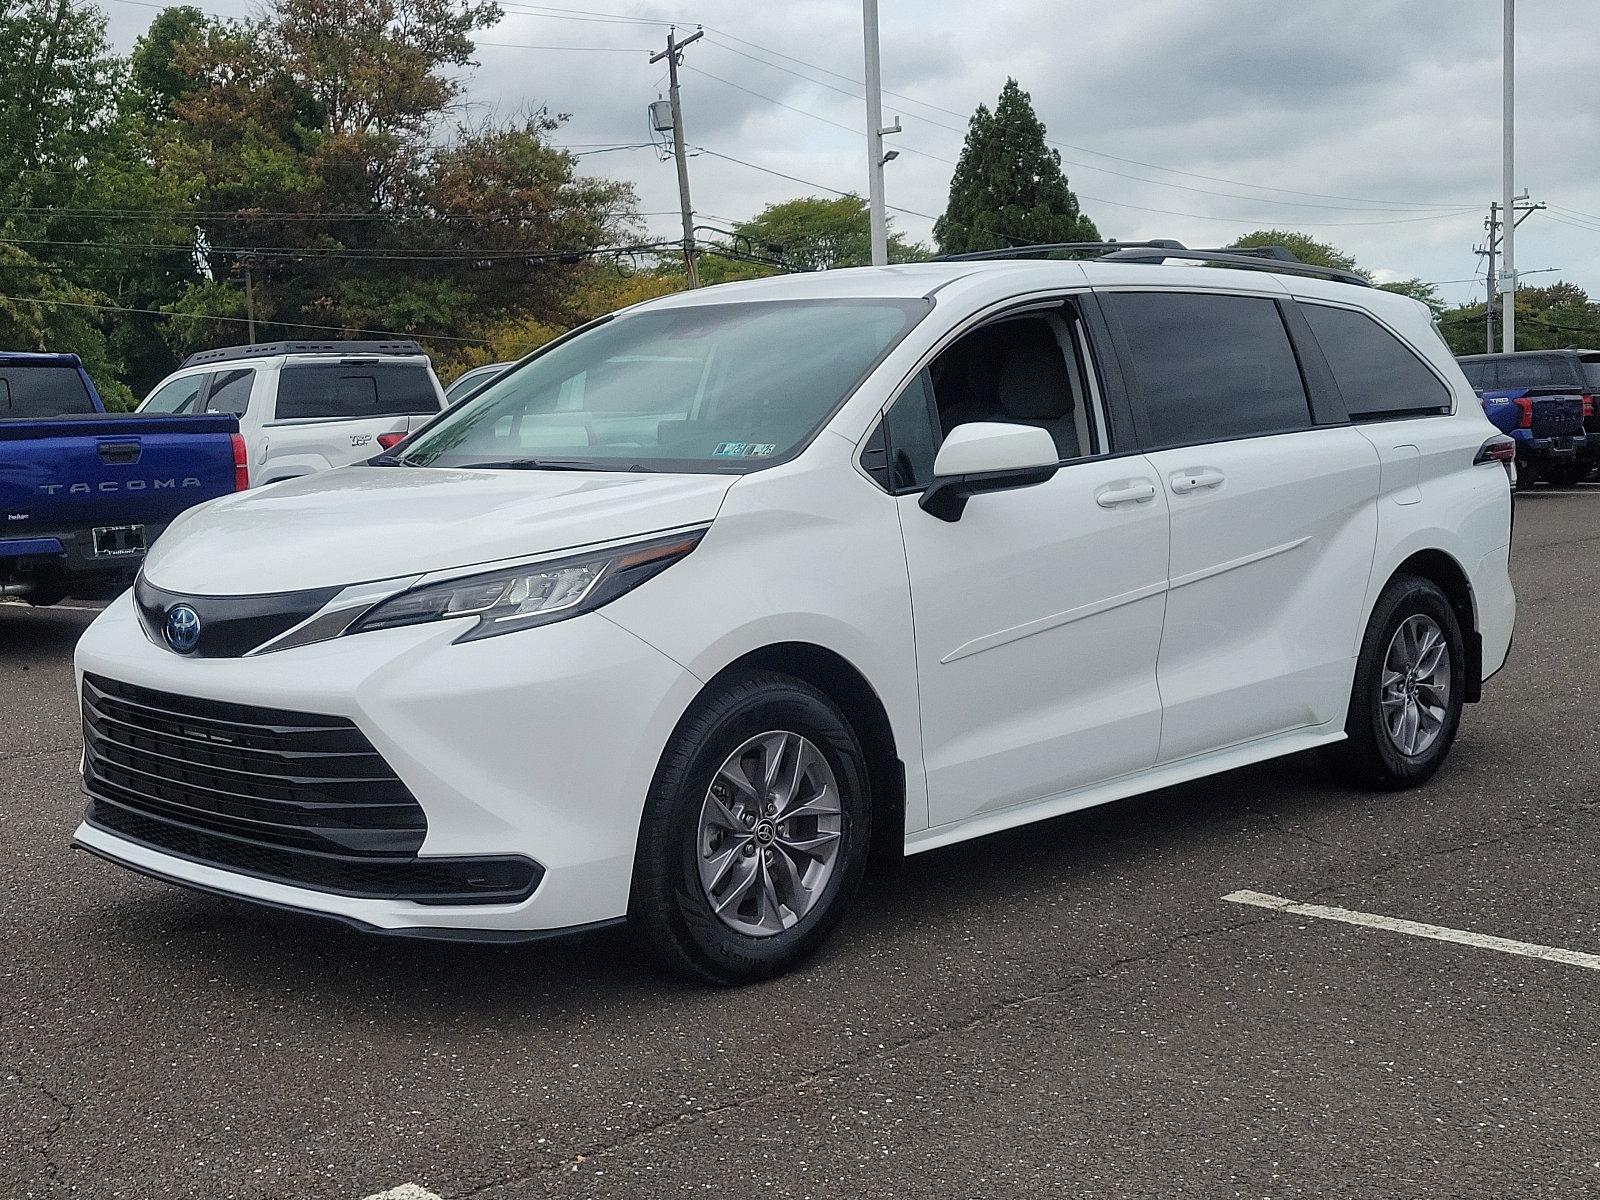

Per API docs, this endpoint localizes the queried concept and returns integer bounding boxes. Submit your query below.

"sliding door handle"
[1095,480,1158,508]
[1169,469,1225,495]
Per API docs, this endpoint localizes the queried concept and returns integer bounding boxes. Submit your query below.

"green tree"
[734,194,925,271]
[1229,229,1365,275]
[1436,282,1600,357]
[0,0,189,401]
[144,0,638,361]
[934,78,1098,255]
[127,5,208,120]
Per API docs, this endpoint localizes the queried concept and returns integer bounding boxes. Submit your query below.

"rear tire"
[630,670,872,985]
[1327,574,1466,790]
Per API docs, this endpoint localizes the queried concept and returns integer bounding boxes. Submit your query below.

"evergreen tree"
[934,78,1098,255]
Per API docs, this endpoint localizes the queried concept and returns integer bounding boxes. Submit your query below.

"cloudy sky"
[103,0,1600,312]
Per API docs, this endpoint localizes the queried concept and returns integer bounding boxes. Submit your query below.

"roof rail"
[937,239,1370,287]
[181,339,425,368]
[936,240,1186,262]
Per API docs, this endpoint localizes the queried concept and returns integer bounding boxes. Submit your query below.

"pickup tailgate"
[0,414,239,533]
[1480,388,1585,439]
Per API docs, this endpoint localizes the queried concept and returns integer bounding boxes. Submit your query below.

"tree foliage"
[0,0,643,400]
[1435,282,1600,357]
[935,78,1097,255]
[734,194,924,271]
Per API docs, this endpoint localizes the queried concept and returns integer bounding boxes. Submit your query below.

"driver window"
[876,308,1106,493]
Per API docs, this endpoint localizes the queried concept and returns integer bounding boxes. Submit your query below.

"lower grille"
[81,674,540,905]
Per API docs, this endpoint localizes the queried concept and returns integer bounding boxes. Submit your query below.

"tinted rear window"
[1493,355,1583,390]
[1581,358,1600,392]
[0,364,96,417]
[276,362,438,419]
[1108,292,1312,448]
[1458,360,1493,389]
[1303,304,1451,419]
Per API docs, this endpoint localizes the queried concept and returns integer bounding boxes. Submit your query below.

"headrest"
[997,343,1073,421]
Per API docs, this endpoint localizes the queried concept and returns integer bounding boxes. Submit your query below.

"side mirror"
[918,422,1060,522]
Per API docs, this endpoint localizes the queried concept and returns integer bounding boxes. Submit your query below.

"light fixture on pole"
[861,0,899,266]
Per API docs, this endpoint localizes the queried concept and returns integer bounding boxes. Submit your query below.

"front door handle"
[1169,468,1225,495]
[1095,480,1158,508]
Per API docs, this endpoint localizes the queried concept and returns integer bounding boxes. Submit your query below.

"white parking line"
[1223,889,1600,972]
[360,1186,443,1200]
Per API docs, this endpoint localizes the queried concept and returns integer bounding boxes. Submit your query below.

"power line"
[0,292,493,343]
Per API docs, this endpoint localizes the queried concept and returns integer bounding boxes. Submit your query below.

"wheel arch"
[1382,548,1482,702]
[701,642,906,864]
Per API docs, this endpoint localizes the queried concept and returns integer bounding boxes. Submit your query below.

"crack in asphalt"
[10,1072,76,1196]
[460,910,1275,1199]
[460,795,1600,1198]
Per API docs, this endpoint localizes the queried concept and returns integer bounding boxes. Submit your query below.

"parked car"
[73,244,1515,984]
[1,352,245,605]
[1457,350,1597,485]
[444,361,514,405]
[138,340,446,484]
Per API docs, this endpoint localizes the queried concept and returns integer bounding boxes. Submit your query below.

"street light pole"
[1501,0,1516,351]
[861,0,888,266]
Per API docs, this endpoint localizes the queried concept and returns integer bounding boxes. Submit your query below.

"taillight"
[1476,435,1517,483]
[376,432,405,450]
[1513,396,1534,429]
[1583,395,1595,419]
[230,433,249,491]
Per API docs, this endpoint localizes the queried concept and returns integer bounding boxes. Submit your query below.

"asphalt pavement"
[4,489,1600,1199]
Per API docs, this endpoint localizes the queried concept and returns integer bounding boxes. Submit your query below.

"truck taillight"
[376,432,405,450]
[1584,395,1595,419]
[231,433,249,491]
[1513,396,1534,429]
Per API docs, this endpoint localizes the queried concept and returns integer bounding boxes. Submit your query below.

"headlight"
[348,528,706,642]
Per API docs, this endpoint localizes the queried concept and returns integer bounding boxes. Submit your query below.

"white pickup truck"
[138,341,446,485]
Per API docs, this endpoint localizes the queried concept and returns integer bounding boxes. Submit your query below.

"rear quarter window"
[1302,304,1451,420]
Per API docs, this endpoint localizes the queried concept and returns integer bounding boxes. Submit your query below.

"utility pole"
[862,0,888,266]
[237,252,261,343]
[1484,202,1498,354]
[651,26,703,288]
[1501,0,1516,351]
[1476,194,1543,354]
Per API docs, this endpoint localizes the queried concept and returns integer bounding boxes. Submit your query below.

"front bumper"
[72,589,704,935]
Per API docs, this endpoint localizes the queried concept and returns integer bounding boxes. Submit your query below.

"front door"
[888,305,1171,830]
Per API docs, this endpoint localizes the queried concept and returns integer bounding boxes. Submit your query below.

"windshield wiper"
[457,458,660,472]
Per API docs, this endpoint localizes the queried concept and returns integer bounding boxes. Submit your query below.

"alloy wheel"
[696,730,844,937]
[1381,613,1451,757]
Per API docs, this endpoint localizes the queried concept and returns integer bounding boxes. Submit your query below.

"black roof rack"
[936,239,1370,287]
[181,339,424,368]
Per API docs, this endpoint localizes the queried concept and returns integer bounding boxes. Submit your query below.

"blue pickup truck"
[1,352,245,605]
[1458,350,1596,486]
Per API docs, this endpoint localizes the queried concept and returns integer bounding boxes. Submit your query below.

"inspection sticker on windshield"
[713,442,777,458]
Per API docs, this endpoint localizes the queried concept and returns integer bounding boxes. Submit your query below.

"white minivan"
[138,340,446,484]
[75,245,1516,984]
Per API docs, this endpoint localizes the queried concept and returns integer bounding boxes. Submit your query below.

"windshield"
[402,299,926,472]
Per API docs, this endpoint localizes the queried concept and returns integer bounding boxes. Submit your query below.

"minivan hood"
[142,465,737,595]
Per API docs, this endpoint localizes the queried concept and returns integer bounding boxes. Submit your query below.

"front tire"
[1328,574,1466,790]
[630,670,872,985]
